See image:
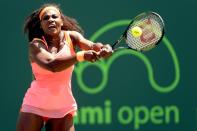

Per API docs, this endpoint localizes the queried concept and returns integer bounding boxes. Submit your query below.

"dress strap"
[64,31,74,50]
[32,37,49,50]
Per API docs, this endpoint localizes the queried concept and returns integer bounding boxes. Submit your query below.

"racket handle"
[111,41,118,49]
[111,35,124,50]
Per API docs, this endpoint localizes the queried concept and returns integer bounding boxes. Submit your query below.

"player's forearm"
[77,39,94,51]
[48,55,78,72]
[78,40,104,52]
[33,55,78,72]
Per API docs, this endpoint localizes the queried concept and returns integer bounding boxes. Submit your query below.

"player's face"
[40,9,63,36]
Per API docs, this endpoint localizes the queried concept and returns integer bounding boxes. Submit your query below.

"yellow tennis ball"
[131,26,142,37]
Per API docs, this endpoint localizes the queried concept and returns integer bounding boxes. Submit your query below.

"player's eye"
[42,15,50,21]
[52,14,58,19]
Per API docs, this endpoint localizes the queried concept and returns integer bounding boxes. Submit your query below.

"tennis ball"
[131,26,142,37]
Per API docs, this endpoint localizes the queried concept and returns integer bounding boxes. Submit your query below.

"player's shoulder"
[65,30,82,36]
[29,38,48,50]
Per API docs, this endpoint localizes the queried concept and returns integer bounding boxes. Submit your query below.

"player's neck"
[45,31,64,46]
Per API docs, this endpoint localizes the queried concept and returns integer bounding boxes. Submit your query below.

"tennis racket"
[112,11,165,52]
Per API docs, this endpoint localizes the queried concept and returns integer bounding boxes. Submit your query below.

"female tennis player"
[16,3,112,131]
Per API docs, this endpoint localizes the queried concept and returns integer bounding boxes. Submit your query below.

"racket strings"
[126,13,164,51]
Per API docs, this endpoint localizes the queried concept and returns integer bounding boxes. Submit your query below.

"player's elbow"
[46,61,66,73]
[34,57,71,73]
[45,62,61,73]
[35,59,59,73]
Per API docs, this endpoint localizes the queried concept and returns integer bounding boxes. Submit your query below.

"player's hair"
[24,3,84,41]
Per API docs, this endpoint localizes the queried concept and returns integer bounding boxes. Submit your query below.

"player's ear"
[60,19,63,26]
[59,15,63,26]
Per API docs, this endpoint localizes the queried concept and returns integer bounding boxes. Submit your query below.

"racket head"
[124,11,165,51]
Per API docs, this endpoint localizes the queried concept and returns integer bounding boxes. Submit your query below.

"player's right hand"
[84,50,99,62]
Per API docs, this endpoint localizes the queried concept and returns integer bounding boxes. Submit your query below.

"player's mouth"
[48,24,57,30]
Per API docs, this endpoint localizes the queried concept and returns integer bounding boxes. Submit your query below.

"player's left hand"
[92,43,103,52]
[99,44,113,58]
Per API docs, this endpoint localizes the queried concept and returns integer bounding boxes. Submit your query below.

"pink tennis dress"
[21,31,77,118]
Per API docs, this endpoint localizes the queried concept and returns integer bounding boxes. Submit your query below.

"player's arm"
[68,31,103,52]
[68,31,113,58]
[29,40,98,72]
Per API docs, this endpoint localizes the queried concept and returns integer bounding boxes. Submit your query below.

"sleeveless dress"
[21,31,77,118]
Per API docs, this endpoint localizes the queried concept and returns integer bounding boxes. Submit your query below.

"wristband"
[76,51,85,62]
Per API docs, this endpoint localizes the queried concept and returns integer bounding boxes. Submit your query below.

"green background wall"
[0,0,196,130]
